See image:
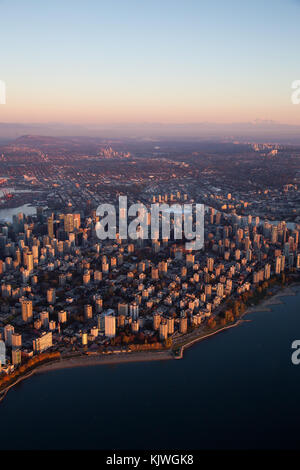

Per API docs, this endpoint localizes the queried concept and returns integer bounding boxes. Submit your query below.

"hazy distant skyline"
[1,0,300,126]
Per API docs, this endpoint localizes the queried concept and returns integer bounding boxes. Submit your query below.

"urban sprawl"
[0,137,300,385]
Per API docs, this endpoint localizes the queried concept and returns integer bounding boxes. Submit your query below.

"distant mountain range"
[1,120,300,143]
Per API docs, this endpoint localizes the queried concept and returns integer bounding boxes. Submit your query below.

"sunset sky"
[1,0,300,125]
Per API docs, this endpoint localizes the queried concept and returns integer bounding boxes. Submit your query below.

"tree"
[225,309,234,323]
[207,317,216,329]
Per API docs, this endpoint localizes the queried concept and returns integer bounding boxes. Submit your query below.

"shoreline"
[36,350,173,374]
[242,284,300,314]
[173,283,300,359]
[1,282,299,402]
[0,369,37,403]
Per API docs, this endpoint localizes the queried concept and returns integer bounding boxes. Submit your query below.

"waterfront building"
[0,340,6,366]
[153,313,161,330]
[179,316,188,334]
[131,321,139,333]
[167,317,174,335]
[159,321,168,341]
[12,349,21,366]
[105,315,116,338]
[90,326,98,337]
[33,332,53,353]
[82,332,88,346]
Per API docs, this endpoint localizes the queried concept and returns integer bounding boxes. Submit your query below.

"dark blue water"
[1,289,300,450]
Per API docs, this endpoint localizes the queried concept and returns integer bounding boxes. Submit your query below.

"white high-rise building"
[0,340,6,366]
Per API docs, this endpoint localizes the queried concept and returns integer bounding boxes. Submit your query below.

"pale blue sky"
[0,0,300,124]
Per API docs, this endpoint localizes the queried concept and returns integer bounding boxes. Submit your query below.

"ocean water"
[1,290,300,450]
[0,204,36,222]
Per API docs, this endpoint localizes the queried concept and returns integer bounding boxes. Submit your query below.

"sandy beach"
[37,350,173,374]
